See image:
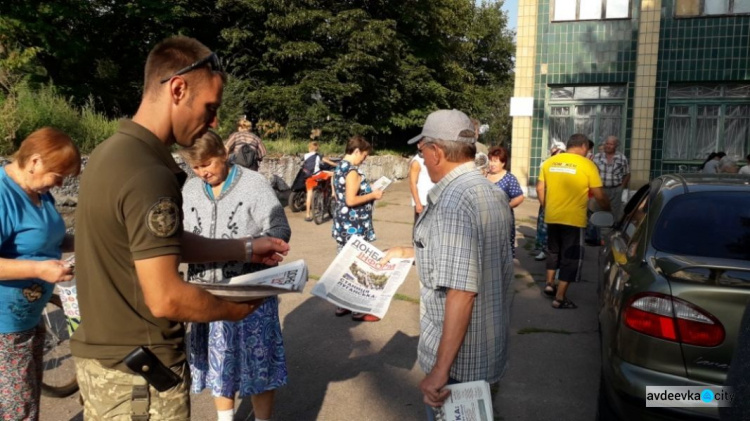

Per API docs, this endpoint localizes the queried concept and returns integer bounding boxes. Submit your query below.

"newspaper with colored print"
[311,235,413,319]
[191,259,308,300]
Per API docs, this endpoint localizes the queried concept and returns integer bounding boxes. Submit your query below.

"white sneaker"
[534,251,547,261]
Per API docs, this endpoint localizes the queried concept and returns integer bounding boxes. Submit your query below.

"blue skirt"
[187,297,288,397]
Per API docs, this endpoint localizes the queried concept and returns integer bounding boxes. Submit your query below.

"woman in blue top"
[0,127,81,420]
[331,135,384,321]
[486,146,524,257]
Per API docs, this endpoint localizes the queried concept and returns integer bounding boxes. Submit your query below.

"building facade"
[511,0,750,193]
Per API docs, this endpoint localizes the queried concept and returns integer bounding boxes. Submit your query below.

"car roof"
[658,173,750,194]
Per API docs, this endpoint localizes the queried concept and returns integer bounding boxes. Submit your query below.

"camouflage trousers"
[74,357,190,420]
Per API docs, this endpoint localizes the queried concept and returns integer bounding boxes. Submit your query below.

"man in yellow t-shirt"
[536,134,610,309]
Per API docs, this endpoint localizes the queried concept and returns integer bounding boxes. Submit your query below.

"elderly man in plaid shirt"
[593,135,630,220]
[382,109,514,420]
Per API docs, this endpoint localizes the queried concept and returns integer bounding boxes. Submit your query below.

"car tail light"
[623,293,725,347]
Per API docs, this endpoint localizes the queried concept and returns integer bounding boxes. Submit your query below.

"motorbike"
[288,156,339,215]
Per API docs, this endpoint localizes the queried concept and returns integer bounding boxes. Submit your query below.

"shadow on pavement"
[237,297,420,420]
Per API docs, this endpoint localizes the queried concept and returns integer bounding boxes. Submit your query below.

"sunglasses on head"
[159,52,222,84]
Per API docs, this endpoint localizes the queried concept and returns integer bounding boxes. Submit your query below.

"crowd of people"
[2,33,750,421]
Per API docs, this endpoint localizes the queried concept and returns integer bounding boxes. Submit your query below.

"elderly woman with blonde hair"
[0,127,81,420]
[181,130,290,421]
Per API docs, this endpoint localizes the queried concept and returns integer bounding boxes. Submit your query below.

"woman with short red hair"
[0,127,81,420]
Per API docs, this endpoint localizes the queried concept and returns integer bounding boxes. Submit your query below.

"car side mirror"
[611,236,628,265]
[590,211,614,228]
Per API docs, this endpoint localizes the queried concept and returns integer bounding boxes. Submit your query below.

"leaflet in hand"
[311,236,413,319]
[371,176,393,191]
[435,381,494,421]
[191,260,308,301]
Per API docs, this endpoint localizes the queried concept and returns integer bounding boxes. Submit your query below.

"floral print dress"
[331,159,375,246]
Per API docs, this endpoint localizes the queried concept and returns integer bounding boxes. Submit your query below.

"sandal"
[305,216,313,222]
[552,298,578,309]
[542,284,557,297]
[335,307,352,317]
[351,313,380,322]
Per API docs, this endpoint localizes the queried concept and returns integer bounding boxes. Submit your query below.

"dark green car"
[596,174,750,420]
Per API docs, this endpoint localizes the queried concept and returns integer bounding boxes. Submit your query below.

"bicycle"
[40,292,79,397]
[312,175,336,225]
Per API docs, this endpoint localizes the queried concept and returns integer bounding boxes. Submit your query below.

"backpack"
[231,143,260,171]
[302,153,319,176]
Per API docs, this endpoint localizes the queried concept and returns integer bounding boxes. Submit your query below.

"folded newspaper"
[435,381,494,421]
[371,176,393,191]
[191,260,308,301]
[311,236,413,319]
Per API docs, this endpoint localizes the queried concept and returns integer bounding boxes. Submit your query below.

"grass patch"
[375,201,390,208]
[517,327,572,335]
[394,293,419,304]
[522,242,534,251]
[514,274,527,279]
[308,274,320,281]
[526,282,537,288]
[516,217,536,225]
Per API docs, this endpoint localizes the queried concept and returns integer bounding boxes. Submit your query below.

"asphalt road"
[41,179,602,421]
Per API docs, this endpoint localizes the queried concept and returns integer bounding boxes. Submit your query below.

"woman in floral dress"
[181,131,290,421]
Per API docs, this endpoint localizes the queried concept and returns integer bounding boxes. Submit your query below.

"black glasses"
[159,53,222,84]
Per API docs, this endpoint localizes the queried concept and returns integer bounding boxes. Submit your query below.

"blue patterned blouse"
[331,159,375,245]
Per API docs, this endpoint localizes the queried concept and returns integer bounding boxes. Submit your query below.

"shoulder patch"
[146,197,180,238]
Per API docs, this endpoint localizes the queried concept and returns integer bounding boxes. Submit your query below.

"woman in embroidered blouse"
[331,135,384,321]
[0,127,80,421]
[181,131,290,421]
[486,146,524,257]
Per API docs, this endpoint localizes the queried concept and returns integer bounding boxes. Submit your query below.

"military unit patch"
[146,197,180,238]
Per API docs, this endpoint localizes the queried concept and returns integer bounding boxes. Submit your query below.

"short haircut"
[309,141,319,149]
[746,153,750,162]
[488,146,509,168]
[238,118,252,130]
[143,36,224,98]
[423,136,476,163]
[14,127,81,176]
[180,130,226,164]
[567,133,590,150]
[345,135,372,154]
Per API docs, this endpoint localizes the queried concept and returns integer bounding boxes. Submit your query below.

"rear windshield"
[653,191,750,261]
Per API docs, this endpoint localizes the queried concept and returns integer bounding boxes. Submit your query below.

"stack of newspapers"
[191,260,308,301]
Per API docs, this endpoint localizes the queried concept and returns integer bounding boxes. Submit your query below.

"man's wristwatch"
[244,239,254,262]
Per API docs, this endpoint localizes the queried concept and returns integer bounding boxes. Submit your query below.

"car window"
[621,190,650,243]
[652,192,750,260]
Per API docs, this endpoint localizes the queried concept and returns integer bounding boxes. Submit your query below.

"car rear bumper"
[603,355,719,420]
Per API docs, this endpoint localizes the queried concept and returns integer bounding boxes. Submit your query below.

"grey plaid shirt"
[413,162,514,383]
[593,152,630,187]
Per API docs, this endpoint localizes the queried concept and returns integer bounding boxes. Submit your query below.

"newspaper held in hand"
[311,235,413,319]
[434,381,494,421]
[371,176,393,191]
[191,260,308,301]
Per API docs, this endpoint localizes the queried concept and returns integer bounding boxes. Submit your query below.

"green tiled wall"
[530,0,640,181]
[652,1,750,178]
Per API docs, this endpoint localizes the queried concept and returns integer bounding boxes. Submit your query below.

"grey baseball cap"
[407,109,476,145]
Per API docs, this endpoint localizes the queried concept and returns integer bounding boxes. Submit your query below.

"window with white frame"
[552,0,630,21]
[664,84,750,160]
[675,0,750,17]
[548,85,626,149]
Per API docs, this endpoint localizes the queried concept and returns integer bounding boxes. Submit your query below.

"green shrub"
[0,83,117,155]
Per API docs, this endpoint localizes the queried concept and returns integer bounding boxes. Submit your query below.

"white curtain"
[735,0,750,13]
[724,105,749,159]
[580,0,603,20]
[553,0,577,20]
[574,105,596,140]
[665,106,691,160]
[695,106,720,159]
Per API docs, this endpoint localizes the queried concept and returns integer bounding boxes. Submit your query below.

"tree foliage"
[1,0,515,148]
